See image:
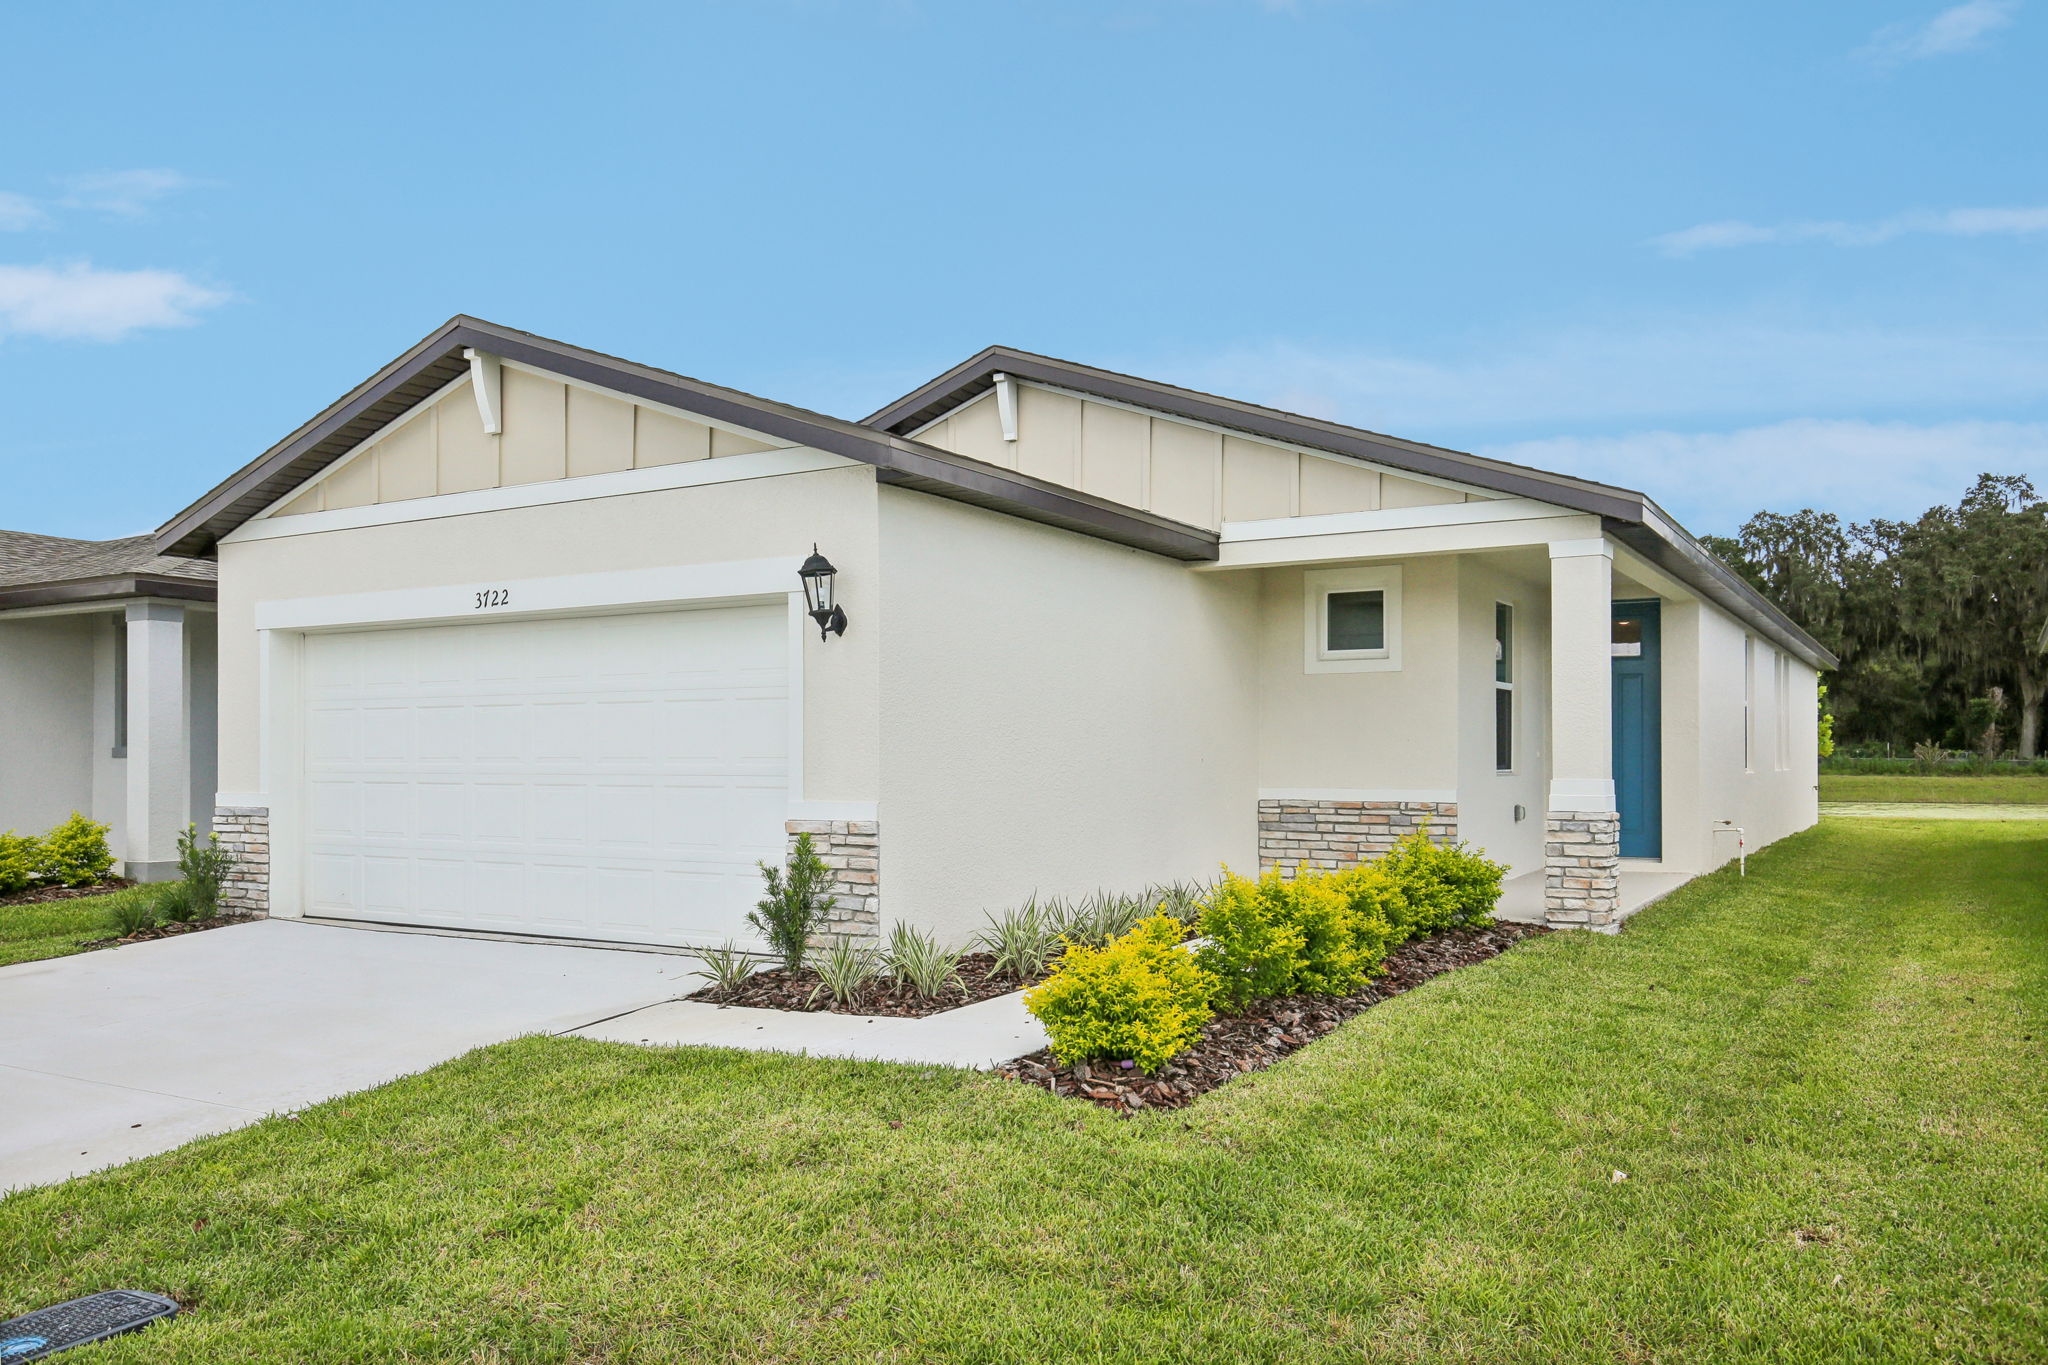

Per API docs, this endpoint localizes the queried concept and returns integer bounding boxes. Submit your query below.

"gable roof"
[153,317,1214,563]
[865,345,1838,670]
[0,529,216,610]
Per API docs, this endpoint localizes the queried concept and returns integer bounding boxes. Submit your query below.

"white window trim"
[1303,565,1402,674]
[1493,600,1515,773]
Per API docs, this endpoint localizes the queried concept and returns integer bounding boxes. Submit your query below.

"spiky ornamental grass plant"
[885,923,965,1000]
[807,939,882,1009]
[102,886,160,937]
[975,899,1063,981]
[691,942,762,997]
[748,832,837,973]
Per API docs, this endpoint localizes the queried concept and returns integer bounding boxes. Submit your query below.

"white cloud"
[1480,419,2048,532]
[1655,205,2048,255]
[1856,0,2019,66]
[0,192,47,231]
[0,262,228,341]
[1157,319,2048,435]
[57,168,198,218]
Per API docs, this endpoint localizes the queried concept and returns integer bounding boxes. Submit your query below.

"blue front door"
[1611,600,1662,858]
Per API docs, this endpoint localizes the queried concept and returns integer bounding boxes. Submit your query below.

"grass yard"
[1819,771,2048,804]
[0,891,128,967]
[4,820,2044,1363]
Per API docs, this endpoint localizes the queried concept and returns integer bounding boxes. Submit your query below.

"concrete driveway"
[0,919,692,1191]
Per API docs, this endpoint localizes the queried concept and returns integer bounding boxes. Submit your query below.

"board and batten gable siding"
[265,366,787,518]
[911,383,1478,530]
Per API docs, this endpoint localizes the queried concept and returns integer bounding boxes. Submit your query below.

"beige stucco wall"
[0,615,97,835]
[1455,555,1551,878]
[875,485,1262,945]
[214,462,883,804]
[1660,598,1821,874]
[1255,555,1463,793]
[914,384,1472,531]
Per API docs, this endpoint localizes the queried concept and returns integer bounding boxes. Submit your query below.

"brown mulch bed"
[688,951,1046,1017]
[997,921,1548,1112]
[78,915,256,950]
[0,878,133,909]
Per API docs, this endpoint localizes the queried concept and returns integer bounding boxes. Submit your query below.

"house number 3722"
[474,588,511,609]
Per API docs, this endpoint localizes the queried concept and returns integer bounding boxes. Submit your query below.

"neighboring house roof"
[0,529,217,610]
[867,346,1838,671]
[153,317,1215,564]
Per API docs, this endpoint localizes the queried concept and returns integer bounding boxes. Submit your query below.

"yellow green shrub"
[1194,869,1304,1011]
[0,831,40,895]
[1366,829,1508,937]
[1024,913,1215,1074]
[38,811,114,888]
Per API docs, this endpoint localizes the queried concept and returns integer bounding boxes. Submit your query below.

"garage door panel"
[300,605,788,947]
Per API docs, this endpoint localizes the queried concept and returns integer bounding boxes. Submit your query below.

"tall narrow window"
[1493,602,1514,771]
[111,619,129,759]
[1743,636,1755,772]
[1774,653,1791,770]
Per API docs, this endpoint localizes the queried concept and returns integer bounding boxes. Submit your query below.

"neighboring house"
[0,531,218,881]
[138,316,1829,943]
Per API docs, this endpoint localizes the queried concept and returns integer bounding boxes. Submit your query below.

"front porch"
[1495,862,1696,931]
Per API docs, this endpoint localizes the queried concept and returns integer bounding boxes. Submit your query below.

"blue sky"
[3,0,2043,540]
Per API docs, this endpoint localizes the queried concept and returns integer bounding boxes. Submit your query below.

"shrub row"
[0,812,116,894]
[1026,831,1507,1074]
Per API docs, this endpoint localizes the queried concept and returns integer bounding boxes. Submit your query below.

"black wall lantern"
[799,546,847,640]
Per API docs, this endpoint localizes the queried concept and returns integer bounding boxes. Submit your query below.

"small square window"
[1325,590,1385,654]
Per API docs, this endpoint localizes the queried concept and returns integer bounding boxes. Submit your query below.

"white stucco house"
[54,316,1829,943]
[0,532,218,882]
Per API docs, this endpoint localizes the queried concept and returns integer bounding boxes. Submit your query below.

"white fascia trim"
[0,598,217,622]
[1548,537,1614,560]
[1224,496,1569,544]
[254,556,803,632]
[1260,788,1460,803]
[223,447,854,546]
[1547,778,1618,813]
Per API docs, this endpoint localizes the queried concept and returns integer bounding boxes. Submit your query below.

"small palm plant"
[103,887,160,937]
[885,922,965,1000]
[748,833,837,973]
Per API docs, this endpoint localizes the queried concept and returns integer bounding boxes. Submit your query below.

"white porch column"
[124,601,190,882]
[1545,539,1621,929]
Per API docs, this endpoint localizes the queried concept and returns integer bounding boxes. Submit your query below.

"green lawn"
[1820,771,2048,804]
[0,891,127,967]
[5,821,2044,1363]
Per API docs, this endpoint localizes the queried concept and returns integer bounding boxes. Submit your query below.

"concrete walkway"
[0,919,690,1191]
[1821,802,2048,820]
[570,990,1049,1069]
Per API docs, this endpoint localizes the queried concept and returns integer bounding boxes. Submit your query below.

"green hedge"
[0,812,115,894]
[1024,832,1509,1074]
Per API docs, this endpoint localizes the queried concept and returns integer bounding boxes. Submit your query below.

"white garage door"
[299,604,787,947]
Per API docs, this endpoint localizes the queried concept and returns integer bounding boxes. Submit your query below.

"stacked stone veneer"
[1257,799,1459,876]
[213,804,271,916]
[1544,811,1621,929]
[788,819,879,945]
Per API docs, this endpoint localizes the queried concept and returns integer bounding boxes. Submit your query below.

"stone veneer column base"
[214,805,271,917]
[1543,811,1620,930]
[1257,800,1460,876]
[788,819,879,945]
